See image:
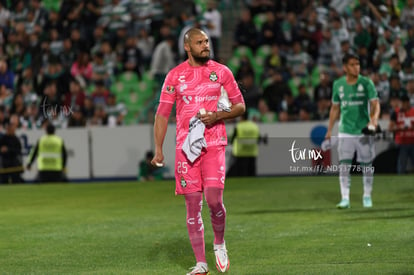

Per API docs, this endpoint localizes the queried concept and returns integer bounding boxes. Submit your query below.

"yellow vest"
[232,120,260,157]
[37,135,63,171]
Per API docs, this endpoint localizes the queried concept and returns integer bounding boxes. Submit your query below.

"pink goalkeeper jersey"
[158,60,245,148]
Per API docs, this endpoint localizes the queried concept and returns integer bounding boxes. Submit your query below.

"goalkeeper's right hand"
[151,151,164,167]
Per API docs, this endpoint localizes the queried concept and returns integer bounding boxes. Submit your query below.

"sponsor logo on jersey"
[183,95,192,104]
[348,100,364,106]
[178,75,185,83]
[342,100,364,107]
[195,95,218,103]
[209,71,218,82]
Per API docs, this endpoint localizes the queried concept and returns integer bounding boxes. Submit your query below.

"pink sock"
[184,192,206,263]
[205,188,226,245]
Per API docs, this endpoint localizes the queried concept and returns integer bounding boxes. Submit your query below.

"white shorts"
[338,133,375,164]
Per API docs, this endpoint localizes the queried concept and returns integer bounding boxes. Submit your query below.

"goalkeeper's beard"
[193,55,210,64]
[193,51,210,64]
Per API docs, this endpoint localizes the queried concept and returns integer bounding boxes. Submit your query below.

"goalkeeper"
[151,28,245,274]
[325,53,380,209]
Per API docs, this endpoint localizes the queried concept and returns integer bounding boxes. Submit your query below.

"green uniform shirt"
[332,75,378,135]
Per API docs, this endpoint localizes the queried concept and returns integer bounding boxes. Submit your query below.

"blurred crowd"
[233,0,414,122]
[0,0,208,129]
[0,0,413,130]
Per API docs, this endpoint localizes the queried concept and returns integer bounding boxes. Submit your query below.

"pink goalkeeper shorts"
[175,146,226,195]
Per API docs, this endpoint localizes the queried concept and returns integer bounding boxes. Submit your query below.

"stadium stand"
[0,0,412,128]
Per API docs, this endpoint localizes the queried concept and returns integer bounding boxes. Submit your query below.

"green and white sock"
[339,163,351,200]
[362,164,374,197]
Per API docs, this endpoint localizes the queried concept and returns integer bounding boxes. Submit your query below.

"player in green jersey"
[326,53,381,209]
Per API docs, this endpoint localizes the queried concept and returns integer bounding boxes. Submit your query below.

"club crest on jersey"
[180,176,187,188]
[166,85,175,94]
[357,84,364,91]
[209,71,218,82]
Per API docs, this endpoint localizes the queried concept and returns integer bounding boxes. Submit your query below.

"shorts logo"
[180,176,187,188]
[209,71,218,82]
[166,85,175,93]
[220,176,225,184]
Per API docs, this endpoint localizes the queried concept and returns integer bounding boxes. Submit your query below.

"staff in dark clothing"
[0,114,24,184]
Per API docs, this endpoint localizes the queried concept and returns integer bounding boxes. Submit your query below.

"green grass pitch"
[0,175,413,274]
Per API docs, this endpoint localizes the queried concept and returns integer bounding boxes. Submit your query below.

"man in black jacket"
[0,114,24,184]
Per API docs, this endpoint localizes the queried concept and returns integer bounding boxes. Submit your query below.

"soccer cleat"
[336,199,350,209]
[214,242,230,272]
[363,196,373,208]
[186,262,210,275]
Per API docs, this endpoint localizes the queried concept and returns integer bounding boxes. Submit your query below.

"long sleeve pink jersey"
[157,60,245,148]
